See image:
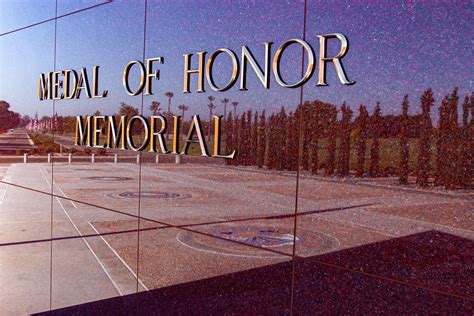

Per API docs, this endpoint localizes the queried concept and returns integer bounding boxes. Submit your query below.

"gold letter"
[38,73,52,100]
[181,115,209,157]
[206,48,239,92]
[273,39,315,88]
[75,68,92,99]
[213,115,235,159]
[75,116,92,146]
[106,116,127,149]
[149,115,169,154]
[52,71,63,100]
[317,33,355,86]
[240,42,272,90]
[172,115,180,154]
[126,115,150,151]
[63,70,78,99]
[145,57,163,95]
[92,116,106,148]
[123,60,146,96]
[183,52,206,93]
[92,66,108,98]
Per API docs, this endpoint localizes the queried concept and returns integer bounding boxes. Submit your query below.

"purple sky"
[0,0,472,119]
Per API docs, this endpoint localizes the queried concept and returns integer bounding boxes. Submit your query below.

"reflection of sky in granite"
[0,0,471,117]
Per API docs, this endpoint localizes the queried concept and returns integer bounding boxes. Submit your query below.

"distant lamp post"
[178,104,189,121]
[165,91,174,140]
[221,98,229,132]
[149,101,162,116]
[221,98,229,121]
[208,96,216,141]
[232,101,239,118]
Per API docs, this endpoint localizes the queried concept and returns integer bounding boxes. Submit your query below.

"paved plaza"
[0,129,34,155]
[0,162,472,314]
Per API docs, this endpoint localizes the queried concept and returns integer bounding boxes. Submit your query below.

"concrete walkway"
[0,163,137,315]
[0,129,34,155]
[1,162,472,314]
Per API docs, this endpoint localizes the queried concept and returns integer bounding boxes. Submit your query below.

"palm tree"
[232,101,239,118]
[165,91,174,139]
[208,96,216,105]
[176,104,189,141]
[221,98,229,122]
[178,104,189,121]
[149,101,161,116]
[221,98,230,133]
[207,96,216,141]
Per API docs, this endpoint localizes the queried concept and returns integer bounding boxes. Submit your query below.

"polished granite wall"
[0,1,473,314]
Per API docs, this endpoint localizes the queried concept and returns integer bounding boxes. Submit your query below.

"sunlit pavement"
[0,162,472,314]
[0,129,34,155]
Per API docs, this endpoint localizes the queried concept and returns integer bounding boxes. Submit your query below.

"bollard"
[23,153,28,163]
[175,155,181,164]
[114,154,118,164]
[155,154,159,164]
[68,153,72,164]
[47,153,52,163]
[91,153,95,163]
[136,154,140,164]
[60,144,63,156]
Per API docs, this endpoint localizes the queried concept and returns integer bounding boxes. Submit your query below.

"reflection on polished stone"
[34,231,473,315]
[1,1,473,313]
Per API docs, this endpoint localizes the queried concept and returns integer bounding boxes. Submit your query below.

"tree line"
[224,88,473,190]
[0,101,23,131]
[28,88,473,190]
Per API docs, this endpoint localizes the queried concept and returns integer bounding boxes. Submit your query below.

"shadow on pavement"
[35,230,473,315]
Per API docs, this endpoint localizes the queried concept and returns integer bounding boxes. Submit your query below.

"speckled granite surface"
[36,230,473,315]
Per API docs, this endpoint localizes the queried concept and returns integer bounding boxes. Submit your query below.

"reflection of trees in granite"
[356,105,369,178]
[165,91,174,140]
[416,89,435,187]
[399,95,410,185]
[178,104,189,121]
[149,100,162,116]
[22,87,473,190]
[207,96,216,142]
[0,100,21,131]
[225,88,472,191]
